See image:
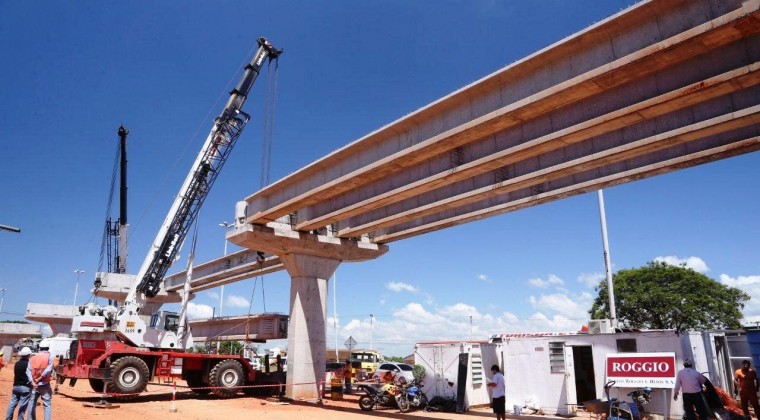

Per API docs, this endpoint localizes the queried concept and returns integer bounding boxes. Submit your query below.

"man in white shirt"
[673,358,709,420]
[487,364,506,420]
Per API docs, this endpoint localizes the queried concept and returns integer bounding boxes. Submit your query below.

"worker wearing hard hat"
[4,347,33,420]
[28,339,55,420]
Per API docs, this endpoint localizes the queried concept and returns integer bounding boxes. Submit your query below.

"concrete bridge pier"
[280,253,339,400]
[227,221,388,400]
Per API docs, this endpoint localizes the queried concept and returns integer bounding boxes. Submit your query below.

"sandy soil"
[0,360,500,420]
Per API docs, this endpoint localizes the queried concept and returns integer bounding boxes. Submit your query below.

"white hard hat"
[19,347,32,357]
[38,339,50,349]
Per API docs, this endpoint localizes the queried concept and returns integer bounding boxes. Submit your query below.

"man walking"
[27,340,54,420]
[674,358,709,420]
[487,364,506,420]
[5,347,33,420]
[735,359,760,418]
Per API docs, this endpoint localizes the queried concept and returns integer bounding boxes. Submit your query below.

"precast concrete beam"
[0,322,42,349]
[163,249,284,293]
[243,1,760,229]
[24,304,76,336]
[93,272,183,303]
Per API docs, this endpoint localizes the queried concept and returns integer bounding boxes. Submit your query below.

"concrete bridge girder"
[229,0,760,402]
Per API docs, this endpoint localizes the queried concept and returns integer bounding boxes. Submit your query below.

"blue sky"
[1,1,759,357]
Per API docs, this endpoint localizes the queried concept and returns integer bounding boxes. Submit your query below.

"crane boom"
[128,38,282,306]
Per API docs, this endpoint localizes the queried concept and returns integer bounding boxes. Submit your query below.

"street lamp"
[218,222,232,352]
[0,288,6,313]
[74,269,85,306]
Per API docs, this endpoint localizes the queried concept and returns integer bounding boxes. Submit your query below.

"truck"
[55,37,284,399]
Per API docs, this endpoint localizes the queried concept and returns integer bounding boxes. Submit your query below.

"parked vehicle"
[372,362,415,384]
[326,362,345,372]
[396,379,428,412]
[54,38,285,400]
[357,383,402,411]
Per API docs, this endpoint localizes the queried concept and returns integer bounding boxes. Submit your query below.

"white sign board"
[605,352,676,388]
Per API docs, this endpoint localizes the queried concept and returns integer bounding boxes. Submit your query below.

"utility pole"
[74,269,85,306]
[334,272,338,361]
[370,314,374,350]
[597,190,617,329]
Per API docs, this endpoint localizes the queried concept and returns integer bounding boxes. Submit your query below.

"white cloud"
[477,274,490,282]
[386,282,418,293]
[206,291,219,300]
[654,256,709,273]
[578,272,605,288]
[528,274,564,288]
[225,295,250,308]
[529,292,593,320]
[438,303,481,319]
[186,302,213,319]
[720,274,760,320]
[327,290,594,357]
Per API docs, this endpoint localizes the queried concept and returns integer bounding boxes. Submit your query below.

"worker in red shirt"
[735,359,760,418]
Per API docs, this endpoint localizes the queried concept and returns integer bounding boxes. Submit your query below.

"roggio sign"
[605,352,676,388]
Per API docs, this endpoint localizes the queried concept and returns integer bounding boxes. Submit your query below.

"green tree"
[589,261,749,330]
[385,356,405,363]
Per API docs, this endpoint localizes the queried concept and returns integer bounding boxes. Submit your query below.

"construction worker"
[5,347,33,420]
[27,340,54,420]
[674,358,709,420]
[734,359,760,418]
[343,359,353,394]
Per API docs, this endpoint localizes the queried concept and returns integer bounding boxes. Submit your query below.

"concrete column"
[280,253,340,400]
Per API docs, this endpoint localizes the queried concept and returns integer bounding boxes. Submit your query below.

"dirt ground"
[0,361,510,420]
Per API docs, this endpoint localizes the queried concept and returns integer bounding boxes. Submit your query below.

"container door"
[559,345,578,416]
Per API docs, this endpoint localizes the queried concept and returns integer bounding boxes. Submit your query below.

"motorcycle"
[603,381,652,420]
[396,379,428,413]
[626,387,652,420]
[357,383,401,411]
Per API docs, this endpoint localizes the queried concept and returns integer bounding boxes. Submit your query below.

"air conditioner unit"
[589,319,613,334]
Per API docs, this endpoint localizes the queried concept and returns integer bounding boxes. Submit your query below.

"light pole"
[218,222,231,352]
[73,269,85,306]
[0,288,6,313]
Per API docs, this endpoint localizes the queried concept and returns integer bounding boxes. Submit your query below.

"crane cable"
[245,58,279,339]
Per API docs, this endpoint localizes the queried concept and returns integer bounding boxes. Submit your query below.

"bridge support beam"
[280,253,339,400]
[227,221,388,400]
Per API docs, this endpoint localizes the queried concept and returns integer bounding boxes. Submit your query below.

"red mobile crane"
[56,38,285,399]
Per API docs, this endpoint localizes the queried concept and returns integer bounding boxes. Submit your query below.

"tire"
[209,359,244,398]
[359,395,375,411]
[186,374,211,396]
[419,393,428,408]
[88,378,105,393]
[397,394,411,413]
[107,356,150,400]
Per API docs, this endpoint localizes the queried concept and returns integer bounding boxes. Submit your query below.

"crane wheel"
[88,378,105,393]
[108,356,150,400]
[209,359,244,398]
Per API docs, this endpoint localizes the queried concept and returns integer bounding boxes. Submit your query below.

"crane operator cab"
[144,310,189,349]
